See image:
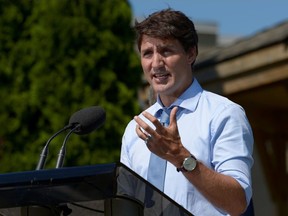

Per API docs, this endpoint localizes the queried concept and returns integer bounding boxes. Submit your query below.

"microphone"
[36,106,106,170]
[55,106,106,168]
[68,106,106,135]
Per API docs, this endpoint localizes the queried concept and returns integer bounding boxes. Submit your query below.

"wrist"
[177,154,197,172]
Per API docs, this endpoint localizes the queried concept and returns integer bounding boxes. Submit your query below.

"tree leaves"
[0,0,142,172]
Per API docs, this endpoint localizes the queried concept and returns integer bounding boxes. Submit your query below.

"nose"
[152,53,164,69]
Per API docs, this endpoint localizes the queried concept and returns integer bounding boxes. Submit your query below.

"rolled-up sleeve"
[211,103,254,204]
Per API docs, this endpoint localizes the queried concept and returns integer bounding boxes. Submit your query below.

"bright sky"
[128,0,288,37]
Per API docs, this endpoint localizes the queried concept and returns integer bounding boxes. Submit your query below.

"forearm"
[167,147,248,216]
[183,161,247,216]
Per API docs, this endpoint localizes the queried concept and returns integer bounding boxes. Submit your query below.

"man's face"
[140,35,195,102]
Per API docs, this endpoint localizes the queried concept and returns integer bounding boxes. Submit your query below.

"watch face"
[183,156,197,171]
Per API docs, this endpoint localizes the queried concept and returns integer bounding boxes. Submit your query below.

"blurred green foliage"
[0,0,142,172]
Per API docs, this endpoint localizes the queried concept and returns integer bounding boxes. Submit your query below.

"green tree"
[0,0,142,172]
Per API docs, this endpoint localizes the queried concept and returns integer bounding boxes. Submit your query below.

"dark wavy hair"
[134,8,198,56]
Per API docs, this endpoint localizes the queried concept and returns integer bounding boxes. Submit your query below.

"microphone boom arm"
[55,125,80,169]
[36,125,71,170]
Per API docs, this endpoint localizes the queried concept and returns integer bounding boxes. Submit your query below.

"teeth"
[155,73,167,77]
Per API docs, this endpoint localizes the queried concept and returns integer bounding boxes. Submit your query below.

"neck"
[158,78,194,107]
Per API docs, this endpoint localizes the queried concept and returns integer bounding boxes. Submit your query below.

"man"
[120,8,253,216]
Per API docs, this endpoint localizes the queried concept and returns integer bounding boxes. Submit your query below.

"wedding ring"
[145,135,152,144]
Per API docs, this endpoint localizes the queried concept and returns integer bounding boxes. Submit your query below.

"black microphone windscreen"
[68,106,106,135]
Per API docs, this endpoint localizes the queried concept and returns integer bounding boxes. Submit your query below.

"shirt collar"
[147,78,203,116]
[174,78,203,112]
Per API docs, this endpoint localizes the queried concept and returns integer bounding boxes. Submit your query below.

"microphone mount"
[36,125,72,170]
[55,124,81,168]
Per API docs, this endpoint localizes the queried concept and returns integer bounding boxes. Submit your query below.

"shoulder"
[198,90,251,129]
[201,90,244,112]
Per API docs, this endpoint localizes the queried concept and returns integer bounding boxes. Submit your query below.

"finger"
[136,125,153,147]
[134,115,154,137]
[142,111,162,127]
[170,106,178,125]
[135,124,148,140]
[135,124,142,137]
[134,114,158,136]
[134,115,147,128]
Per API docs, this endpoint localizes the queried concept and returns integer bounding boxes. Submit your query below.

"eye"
[142,50,153,58]
[161,48,173,57]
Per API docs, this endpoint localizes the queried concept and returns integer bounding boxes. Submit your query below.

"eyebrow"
[156,43,175,49]
[141,43,175,52]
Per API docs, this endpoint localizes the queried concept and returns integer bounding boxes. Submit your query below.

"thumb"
[170,106,178,125]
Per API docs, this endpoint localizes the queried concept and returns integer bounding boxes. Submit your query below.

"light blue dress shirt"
[120,79,254,216]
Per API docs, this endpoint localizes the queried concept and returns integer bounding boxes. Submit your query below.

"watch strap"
[176,166,188,172]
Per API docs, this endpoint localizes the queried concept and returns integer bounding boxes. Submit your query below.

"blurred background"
[0,0,287,215]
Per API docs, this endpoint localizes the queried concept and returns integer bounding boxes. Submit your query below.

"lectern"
[0,163,192,216]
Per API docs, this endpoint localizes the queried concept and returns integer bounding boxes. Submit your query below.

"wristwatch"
[177,155,197,172]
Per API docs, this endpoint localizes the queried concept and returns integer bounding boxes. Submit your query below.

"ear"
[187,47,197,65]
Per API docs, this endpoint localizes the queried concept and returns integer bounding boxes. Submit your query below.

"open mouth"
[153,72,170,83]
[154,72,169,79]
